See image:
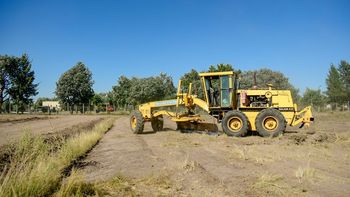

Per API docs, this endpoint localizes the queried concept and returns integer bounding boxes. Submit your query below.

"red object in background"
[107,106,113,111]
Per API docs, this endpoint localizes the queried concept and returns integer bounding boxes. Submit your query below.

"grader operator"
[130,71,314,137]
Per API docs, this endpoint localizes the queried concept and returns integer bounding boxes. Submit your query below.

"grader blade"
[291,106,314,127]
[176,122,218,132]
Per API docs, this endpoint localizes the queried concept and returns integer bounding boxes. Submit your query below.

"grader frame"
[130,71,314,137]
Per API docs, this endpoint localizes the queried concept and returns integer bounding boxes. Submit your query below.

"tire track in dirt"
[80,117,168,181]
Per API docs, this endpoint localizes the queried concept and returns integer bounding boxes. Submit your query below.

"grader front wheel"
[130,110,144,134]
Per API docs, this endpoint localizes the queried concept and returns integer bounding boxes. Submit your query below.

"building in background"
[42,101,60,110]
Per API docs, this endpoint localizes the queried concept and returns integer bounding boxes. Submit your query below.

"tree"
[91,93,104,112]
[1,54,38,113]
[338,60,350,101]
[301,88,327,110]
[0,55,13,112]
[180,69,203,99]
[110,73,176,107]
[326,64,346,104]
[4,54,38,113]
[91,93,103,107]
[111,76,132,108]
[240,68,300,103]
[208,63,235,72]
[56,62,94,113]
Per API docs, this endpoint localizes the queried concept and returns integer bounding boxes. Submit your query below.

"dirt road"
[80,114,350,196]
[0,115,104,146]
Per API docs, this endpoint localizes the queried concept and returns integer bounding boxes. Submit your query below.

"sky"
[0,0,349,98]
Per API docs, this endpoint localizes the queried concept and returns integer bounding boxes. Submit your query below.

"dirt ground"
[0,115,104,146]
[79,112,350,196]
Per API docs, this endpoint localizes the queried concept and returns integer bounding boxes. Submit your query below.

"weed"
[253,173,287,196]
[55,170,99,197]
[230,144,249,160]
[295,160,317,184]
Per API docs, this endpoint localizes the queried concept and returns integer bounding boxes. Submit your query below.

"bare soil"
[0,115,105,146]
[0,114,54,123]
[79,112,350,196]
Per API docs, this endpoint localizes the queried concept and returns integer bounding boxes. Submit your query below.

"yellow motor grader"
[130,71,314,137]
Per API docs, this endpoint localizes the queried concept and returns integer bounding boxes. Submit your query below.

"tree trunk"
[70,105,73,114]
[16,104,19,114]
[0,97,3,114]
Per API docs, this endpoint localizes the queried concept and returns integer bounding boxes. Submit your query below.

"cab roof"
[198,71,235,77]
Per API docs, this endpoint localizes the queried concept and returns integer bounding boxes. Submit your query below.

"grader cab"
[130,71,314,137]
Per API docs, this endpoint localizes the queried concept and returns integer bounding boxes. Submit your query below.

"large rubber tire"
[151,115,164,132]
[130,110,144,134]
[255,108,286,137]
[222,110,249,137]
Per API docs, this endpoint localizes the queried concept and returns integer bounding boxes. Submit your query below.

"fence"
[305,101,350,112]
[2,101,350,114]
[1,103,135,114]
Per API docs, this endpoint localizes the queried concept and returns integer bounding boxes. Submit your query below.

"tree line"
[1,53,349,113]
[109,74,176,108]
[52,60,350,111]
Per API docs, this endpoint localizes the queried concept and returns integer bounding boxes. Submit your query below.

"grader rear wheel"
[255,108,286,137]
[130,110,144,134]
[151,115,164,132]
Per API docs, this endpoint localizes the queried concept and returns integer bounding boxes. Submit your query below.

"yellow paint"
[199,71,235,77]
[131,116,137,129]
[227,117,243,132]
[263,116,278,131]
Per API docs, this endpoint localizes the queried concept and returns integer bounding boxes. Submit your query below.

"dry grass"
[295,162,318,184]
[253,173,285,194]
[228,144,249,160]
[334,132,350,143]
[0,114,53,123]
[138,173,173,195]
[54,170,101,197]
[56,172,136,197]
[0,118,115,197]
[226,144,277,164]
[252,173,300,197]
[58,172,174,197]
[161,134,202,147]
[182,158,201,172]
[315,111,350,121]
